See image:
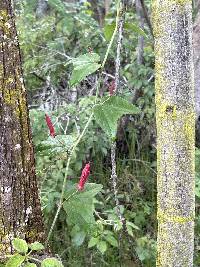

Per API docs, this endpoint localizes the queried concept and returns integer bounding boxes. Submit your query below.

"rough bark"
[193,0,200,144]
[0,0,45,256]
[152,0,195,266]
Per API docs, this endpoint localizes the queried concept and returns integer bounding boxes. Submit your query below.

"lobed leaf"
[70,53,101,86]
[93,96,140,138]
[63,183,103,227]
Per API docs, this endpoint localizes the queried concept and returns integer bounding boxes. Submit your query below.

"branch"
[139,0,154,38]
[111,0,126,228]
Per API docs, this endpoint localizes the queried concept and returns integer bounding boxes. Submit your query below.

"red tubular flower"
[108,80,116,96]
[78,163,90,191]
[45,114,56,138]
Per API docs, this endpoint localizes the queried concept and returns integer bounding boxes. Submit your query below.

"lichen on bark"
[0,0,45,257]
[152,0,195,266]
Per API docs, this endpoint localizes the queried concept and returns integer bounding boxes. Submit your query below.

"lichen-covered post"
[0,0,45,257]
[152,0,195,266]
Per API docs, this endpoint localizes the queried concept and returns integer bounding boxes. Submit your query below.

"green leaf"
[72,231,86,247]
[195,183,200,198]
[93,96,140,138]
[70,53,101,86]
[63,183,103,227]
[48,0,65,13]
[71,53,100,66]
[104,235,118,247]
[70,63,100,86]
[24,263,37,267]
[96,241,107,254]
[88,237,99,248]
[40,135,75,154]
[28,241,44,251]
[41,258,63,267]
[126,221,140,237]
[5,254,25,267]
[104,23,115,41]
[12,238,28,254]
[125,22,147,37]
[126,221,140,230]
[126,225,134,237]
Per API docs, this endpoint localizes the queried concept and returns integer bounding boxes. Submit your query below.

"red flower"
[78,163,90,191]
[45,114,56,138]
[108,80,116,96]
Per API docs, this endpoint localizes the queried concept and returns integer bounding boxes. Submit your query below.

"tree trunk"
[152,0,195,266]
[104,0,111,16]
[0,0,45,256]
[193,0,200,145]
[136,0,144,65]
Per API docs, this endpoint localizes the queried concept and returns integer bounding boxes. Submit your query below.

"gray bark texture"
[152,0,195,266]
[193,0,200,144]
[0,0,45,256]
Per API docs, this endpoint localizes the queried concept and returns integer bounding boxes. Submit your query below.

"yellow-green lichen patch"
[151,3,173,38]
[0,232,12,256]
[3,88,21,117]
[0,10,12,35]
[157,210,194,224]
[154,60,166,93]
[183,112,195,147]
[171,0,191,5]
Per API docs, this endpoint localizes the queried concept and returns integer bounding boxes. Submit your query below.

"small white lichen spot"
[19,77,24,84]
[5,186,11,193]
[26,206,32,215]
[5,116,11,123]
[1,187,4,193]
[24,207,32,223]
[15,144,21,150]
[5,22,11,29]
[8,233,14,240]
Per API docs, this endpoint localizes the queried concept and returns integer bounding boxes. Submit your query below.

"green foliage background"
[14,0,200,266]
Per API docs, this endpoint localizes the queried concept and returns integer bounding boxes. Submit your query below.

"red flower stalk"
[78,163,90,191]
[108,80,116,96]
[45,114,55,138]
